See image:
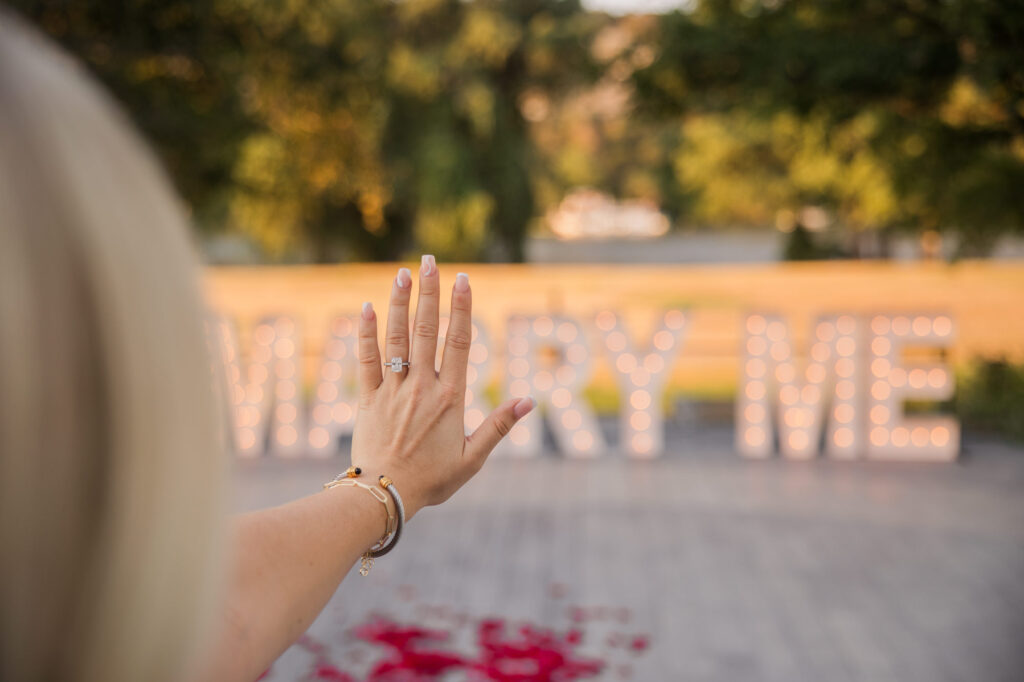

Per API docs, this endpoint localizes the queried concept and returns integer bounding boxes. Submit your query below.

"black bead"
[354,467,362,475]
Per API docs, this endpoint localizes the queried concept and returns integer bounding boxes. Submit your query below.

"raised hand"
[350,255,535,519]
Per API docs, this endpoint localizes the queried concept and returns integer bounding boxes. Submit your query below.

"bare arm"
[194,257,534,682]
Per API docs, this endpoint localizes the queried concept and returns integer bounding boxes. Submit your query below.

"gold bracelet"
[323,466,396,575]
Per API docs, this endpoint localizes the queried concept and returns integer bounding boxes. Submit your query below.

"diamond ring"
[387,356,411,373]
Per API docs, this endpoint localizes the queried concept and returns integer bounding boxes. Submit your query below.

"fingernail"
[514,396,536,419]
[420,254,436,276]
[361,301,374,320]
[455,272,469,292]
[396,267,412,289]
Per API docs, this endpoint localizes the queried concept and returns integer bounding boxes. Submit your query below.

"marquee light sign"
[210,310,959,461]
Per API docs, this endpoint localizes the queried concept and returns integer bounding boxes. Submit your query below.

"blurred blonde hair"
[0,13,226,682]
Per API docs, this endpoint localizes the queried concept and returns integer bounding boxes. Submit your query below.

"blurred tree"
[635,0,1024,254]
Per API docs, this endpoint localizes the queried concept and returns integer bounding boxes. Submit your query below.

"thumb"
[465,396,536,462]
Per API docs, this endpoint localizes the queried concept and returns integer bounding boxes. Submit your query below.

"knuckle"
[493,414,513,438]
[445,330,471,352]
[413,322,438,340]
[386,331,408,347]
[438,382,461,407]
[358,353,379,367]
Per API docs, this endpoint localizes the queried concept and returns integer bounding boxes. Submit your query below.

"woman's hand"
[350,255,535,519]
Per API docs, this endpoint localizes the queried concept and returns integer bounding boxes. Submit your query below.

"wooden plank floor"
[234,427,1024,682]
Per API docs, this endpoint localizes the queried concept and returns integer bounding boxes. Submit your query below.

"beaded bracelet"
[323,466,405,576]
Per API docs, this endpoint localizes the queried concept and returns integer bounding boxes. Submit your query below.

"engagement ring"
[387,356,411,373]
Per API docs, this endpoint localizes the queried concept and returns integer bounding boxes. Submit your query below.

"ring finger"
[384,266,413,380]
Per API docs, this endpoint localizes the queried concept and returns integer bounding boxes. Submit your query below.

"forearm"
[196,482,397,682]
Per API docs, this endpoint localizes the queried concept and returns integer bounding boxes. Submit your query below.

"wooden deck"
[234,426,1024,681]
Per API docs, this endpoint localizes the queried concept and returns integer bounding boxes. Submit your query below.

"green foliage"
[956,358,1024,442]
[636,0,1024,248]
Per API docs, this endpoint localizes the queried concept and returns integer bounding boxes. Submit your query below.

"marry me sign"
[210,309,957,462]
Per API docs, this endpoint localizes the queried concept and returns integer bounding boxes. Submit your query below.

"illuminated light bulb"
[551,388,572,408]
[632,433,653,454]
[871,358,891,378]
[871,337,891,355]
[606,331,627,352]
[789,432,810,451]
[566,344,588,364]
[870,405,890,424]
[508,316,530,336]
[665,310,686,329]
[931,426,950,446]
[331,403,352,423]
[747,337,768,356]
[510,379,530,397]
[509,358,530,378]
[322,361,342,381]
[836,380,855,400]
[800,385,821,405]
[746,382,767,400]
[556,322,578,343]
[572,431,594,451]
[816,323,836,342]
[467,366,478,384]
[775,363,795,383]
[653,331,674,351]
[778,385,798,405]
[744,404,765,423]
[835,358,855,378]
[933,316,952,337]
[465,389,475,404]
[631,412,652,430]
[806,364,826,384]
[273,338,295,359]
[630,390,652,410]
[312,405,331,425]
[911,427,929,447]
[891,427,910,447]
[643,354,664,373]
[318,383,338,403]
[766,321,786,342]
[870,427,889,446]
[834,427,854,448]
[871,316,890,335]
[277,425,298,447]
[465,409,484,430]
[912,316,931,336]
[890,368,907,387]
[596,311,617,331]
[836,315,856,335]
[509,338,530,356]
[309,428,330,449]
[745,427,766,446]
[276,382,296,401]
[784,408,803,428]
[834,404,854,424]
[276,403,297,424]
[892,316,911,336]
[238,429,257,450]
[246,385,265,404]
[534,371,554,392]
[769,342,789,362]
[616,353,638,373]
[908,369,927,389]
[630,368,651,387]
[556,365,576,385]
[746,315,767,335]
[562,410,582,430]
[870,381,890,400]
[836,337,856,357]
[927,368,946,388]
[254,324,275,345]
[333,317,353,336]
[533,316,554,336]
[231,385,245,405]
[746,359,767,378]
[811,342,830,363]
[469,344,488,364]
[250,365,269,384]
